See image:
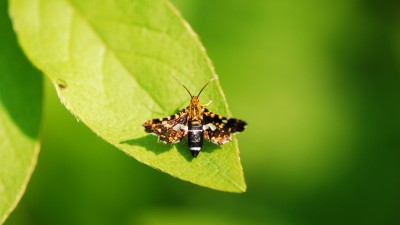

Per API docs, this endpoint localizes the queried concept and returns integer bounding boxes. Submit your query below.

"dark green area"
[5,0,400,225]
[0,0,43,138]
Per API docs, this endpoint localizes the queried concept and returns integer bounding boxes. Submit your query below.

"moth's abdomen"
[188,121,203,158]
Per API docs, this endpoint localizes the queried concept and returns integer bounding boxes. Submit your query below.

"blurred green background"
[5,0,400,224]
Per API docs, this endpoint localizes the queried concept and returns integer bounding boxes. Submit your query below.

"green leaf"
[9,0,246,192]
[0,1,43,224]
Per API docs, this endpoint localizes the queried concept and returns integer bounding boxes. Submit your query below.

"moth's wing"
[142,109,188,144]
[203,109,247,145]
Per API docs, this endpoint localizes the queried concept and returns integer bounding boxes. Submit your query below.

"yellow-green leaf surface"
[10,0,246,192]
[0,1,42,224]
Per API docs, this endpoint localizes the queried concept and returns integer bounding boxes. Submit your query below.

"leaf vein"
[65,0,167,112]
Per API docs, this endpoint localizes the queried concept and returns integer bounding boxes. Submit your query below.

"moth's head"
[190,96,200,104]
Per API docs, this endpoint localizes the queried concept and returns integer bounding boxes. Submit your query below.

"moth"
[142,78,247,158]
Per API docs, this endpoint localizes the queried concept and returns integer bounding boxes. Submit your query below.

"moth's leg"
[203,100,213,107]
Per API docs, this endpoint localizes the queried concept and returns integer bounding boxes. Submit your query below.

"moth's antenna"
[197,77,215,97]
[173,76,192,98]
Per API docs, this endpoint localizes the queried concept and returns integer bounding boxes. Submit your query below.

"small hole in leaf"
[56,79,67,89]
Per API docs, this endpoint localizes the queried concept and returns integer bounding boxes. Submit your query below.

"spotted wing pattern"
[203,109,247,145]
[142,109,188,144]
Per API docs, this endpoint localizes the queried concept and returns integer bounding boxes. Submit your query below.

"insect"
[142,78,247,158]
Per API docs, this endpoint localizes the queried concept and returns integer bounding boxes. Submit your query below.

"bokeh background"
[5,0,400,224]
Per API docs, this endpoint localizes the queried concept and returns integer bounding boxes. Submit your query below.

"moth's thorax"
[187,96,204,121]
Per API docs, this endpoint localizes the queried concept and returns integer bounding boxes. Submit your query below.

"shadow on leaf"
[120,135,173,155]
[120,135,222,162]
[0,1,43,139]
